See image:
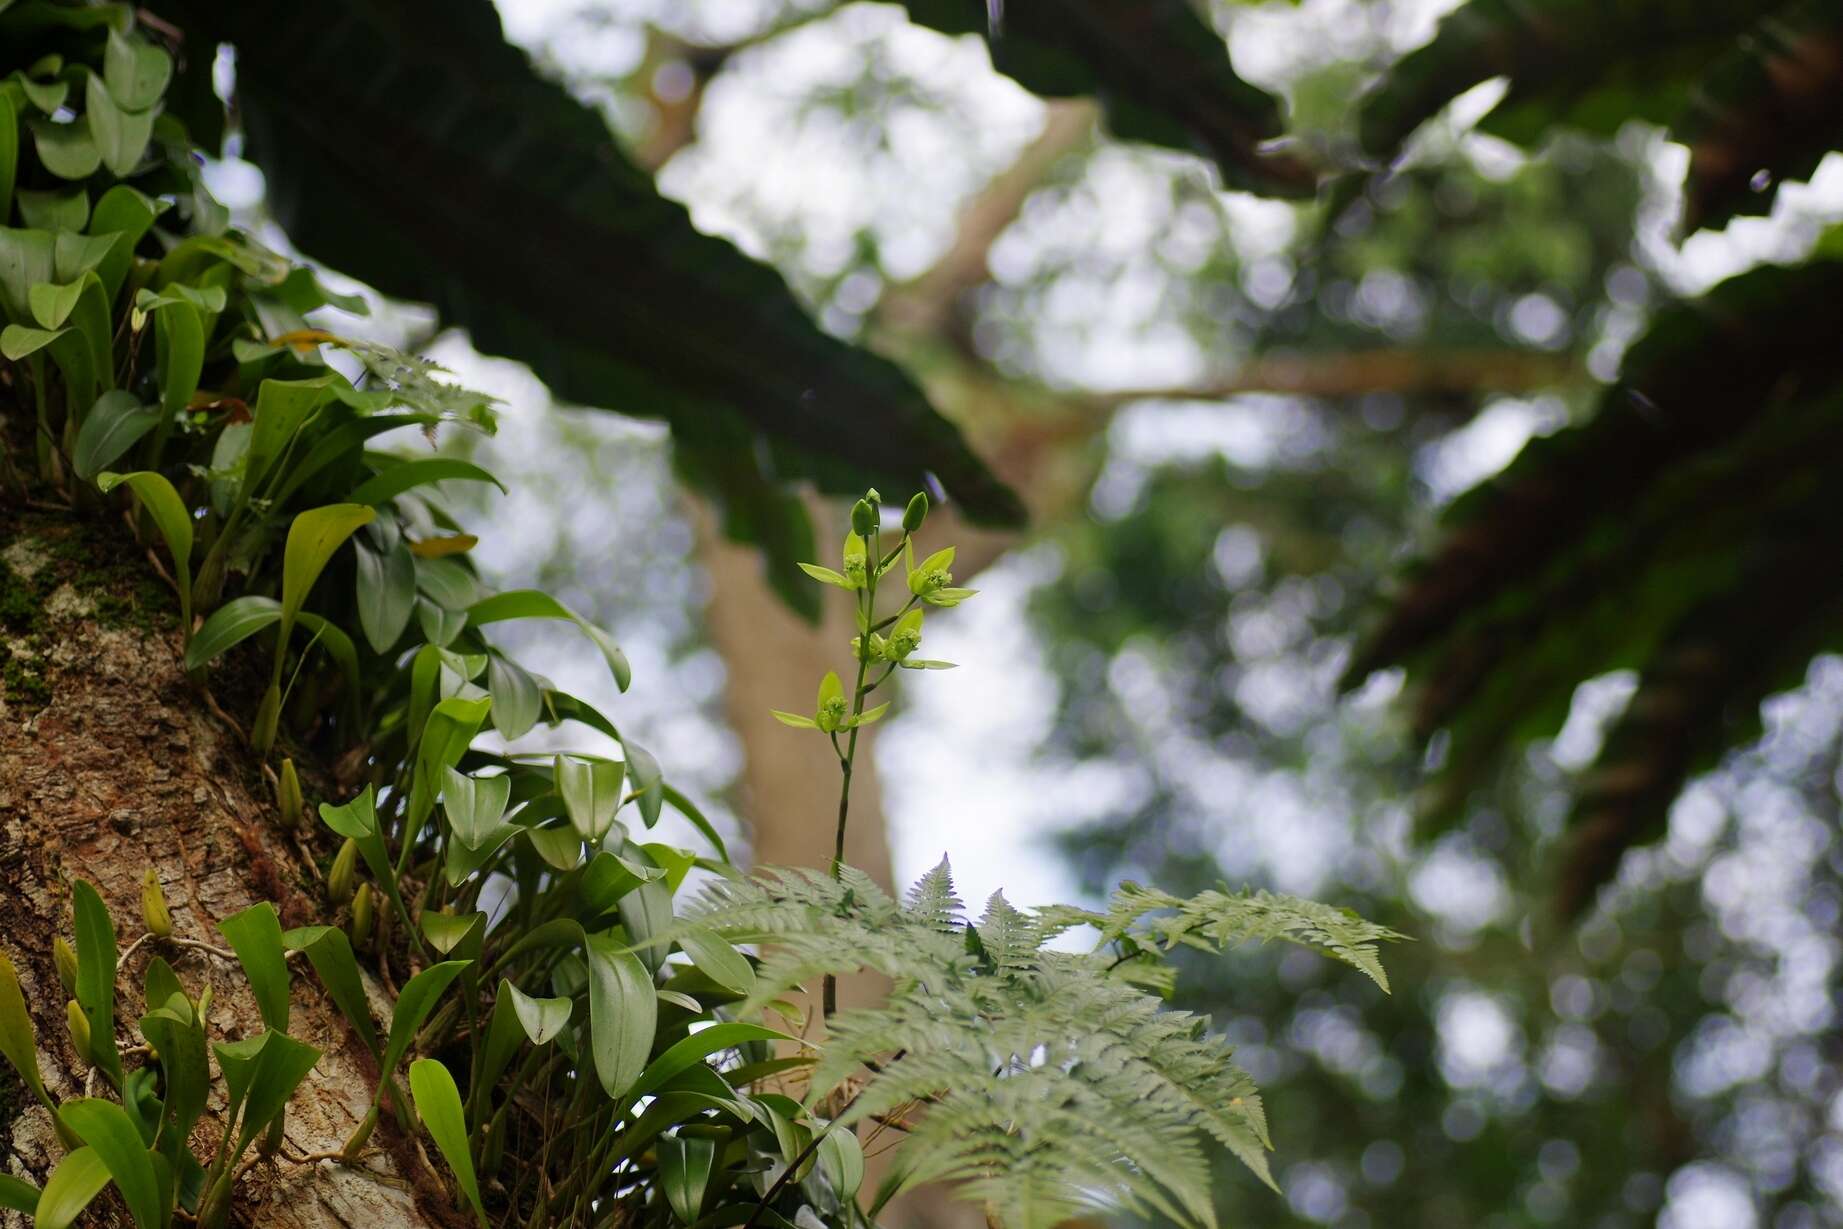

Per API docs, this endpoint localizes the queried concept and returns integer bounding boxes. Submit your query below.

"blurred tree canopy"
[126,0,1843,1225]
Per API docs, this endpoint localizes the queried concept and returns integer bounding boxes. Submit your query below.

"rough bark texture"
[0,508,452,1228]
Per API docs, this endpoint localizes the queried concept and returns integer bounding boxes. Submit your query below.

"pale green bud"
[903,492,929,533]
[277,758,304,829]
[53,936,78,998]
[850,498,876,537]
[66,1000,90,1064]
[141,868,173,939]
[327,838,359,906]
[349,882,375,950]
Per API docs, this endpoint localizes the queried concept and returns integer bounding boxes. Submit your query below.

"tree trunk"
[0,508,452,1228]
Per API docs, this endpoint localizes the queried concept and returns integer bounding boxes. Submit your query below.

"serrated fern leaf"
[904,856,964,934]
[974,892,1040,975]
[687,861,1403,1227]
[1097,884,1407,992]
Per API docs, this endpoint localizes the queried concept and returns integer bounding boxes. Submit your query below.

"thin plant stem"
[824,526,905,1019]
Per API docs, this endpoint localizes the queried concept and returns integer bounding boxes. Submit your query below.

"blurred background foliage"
[191,0,1843,1225]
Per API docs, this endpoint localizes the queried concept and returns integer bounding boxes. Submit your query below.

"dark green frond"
[1357,0,1783,158]
[901,0,1316,195]
[185,0,1023,530]
[1677,0,1843,232]
[1346,258,1843,690]
[1558,512,1843,915]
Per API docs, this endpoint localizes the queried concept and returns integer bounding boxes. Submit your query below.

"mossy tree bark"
[0,508,454,1228]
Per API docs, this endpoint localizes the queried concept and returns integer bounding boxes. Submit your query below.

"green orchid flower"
[904,541,977,607]
[885,608,923,660]
[771,670,889,733]
[797,531,870,591]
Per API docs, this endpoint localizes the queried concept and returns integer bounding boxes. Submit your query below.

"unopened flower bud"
[327,838,359,906]
[141,868,173,939]
[349,882,375,950]
[903,492,929,533]
[53,936,78,998]
[66,1000,91,1063]
[277,758,304,829]
[850,498,876,537]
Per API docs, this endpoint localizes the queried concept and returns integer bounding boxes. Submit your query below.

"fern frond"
[687,861,1404,1228]
[904,857,964,933]
[1095,883,1408,992]
[973,892,1041,975]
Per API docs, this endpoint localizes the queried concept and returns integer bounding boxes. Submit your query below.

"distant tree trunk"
[0,509,451,1228]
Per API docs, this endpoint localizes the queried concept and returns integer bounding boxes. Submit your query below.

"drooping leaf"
[379,961,470,1085]
[442,766,512,850]
[468,590,630,692]
[96,471,192,632]
[103,28,173,110]
[348,456,505,506]
[18,187,89,233]
[419,910,486,958]
[0,953,50,1109]
[279,503,375,651]
[283,925,381,1059]
[30,116,100,180]
[84,71,154,177]
[217,0,1021,524]
[138,996,209,1144]
[677,926,755,997]
[219,902,292,1032]
[244,377,338,502]
[658,1134,716,1226]
[556,755,625,844]
[152,297,204,422]
[417,599,467,648]
[353,537,417,653]
[0,225,53,323]
[621,739,664,828]
[0,1172,36,1215]
[408,1059,487,1226]
[214,1029,321,1157]
[485,652,541,740]
[406,695,493,851]
[318,786,397,910]
[579,849,663,919]
[817,1123,865,1203]
[89,185,164,302]
[184,595,280,670]
[505,982,571,1046]
[623,1022,798,1106]
[524,825,586,872]
[70,882,121,1086]
[583,930,656,1103]
[73,390,158,481]
[34,1147,110,1229]
[56,1099,162,1229]
[0,323,64,357]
